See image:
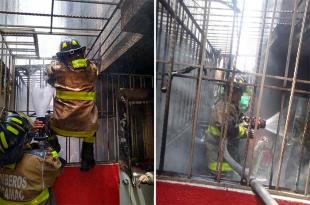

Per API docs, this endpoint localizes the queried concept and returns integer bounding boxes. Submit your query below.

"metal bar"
[14,56,53,60]
[0,41,34,45]
[186,6,304,14]
[2,48,36,52]
[55,0,118,5]
[269,0,299,189]
[234,0,246,67]
[112,76,117,160]
[91,18,121,59]
[3,54,8,108]
[116,75,120,161]
[107,75,110,161]
[156,1,164,58]
[50,0,55,33]
[240,0,269,183]
[156,60,310,85]
[99,30,122,59]
[192,13,298,20]
[3,49,8,109]
[98,76,103,161]
[0,10,108,20]
[246,0,278,185]
[170,9,180,131]
[188,0,211,178]
[0,37,3,94]
[0,24,101,32]
[215,1,238,182]
[295,99,310,191]
[275,0,310,189]
[26,60,30,115]
[1,30,97,37]
[305,160,310,195]
[86,1,120,57]
[158,0,178,173]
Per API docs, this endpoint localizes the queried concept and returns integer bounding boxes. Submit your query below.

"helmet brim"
[56,46,86,59]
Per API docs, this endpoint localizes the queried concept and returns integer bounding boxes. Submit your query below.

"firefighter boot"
[80,142,95,171]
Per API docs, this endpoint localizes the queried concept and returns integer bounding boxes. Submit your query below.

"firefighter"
[0,111,62,204]
[46,38,99,171]
[205,74,250,176]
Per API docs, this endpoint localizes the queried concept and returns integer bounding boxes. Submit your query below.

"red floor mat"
[157,181,309,205]
[53,163,119,205]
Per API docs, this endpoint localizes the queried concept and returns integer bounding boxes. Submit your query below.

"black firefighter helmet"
[56,38,86,60]
[0,111,31,165]
[225,72,247,94]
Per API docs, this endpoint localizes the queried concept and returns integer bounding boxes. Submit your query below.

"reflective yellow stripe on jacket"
[207,125,221,137]
[238,125,247,138]
[0,188,49,205]
[56,90,96,101]
[208,162,232,172]
[51,125,96,140]
[208,125,247,138]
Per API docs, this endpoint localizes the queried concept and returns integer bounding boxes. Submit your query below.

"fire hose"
[223,139,278,205]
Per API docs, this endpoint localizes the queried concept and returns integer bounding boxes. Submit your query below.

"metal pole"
[188,0,211,178]
[11,56,15,109]
[0,36,3,96]
[0,24,101,32]
[158,0,178,173]
[55,0,118,5]
[3,48,8,109]
[242,0,269,182]
[26,61,30,116]
[269,0,299,188]
[50,0,55,33]
[0,10,108,20]
[216,3,238,182]
[305,160,310,195]
[232,0,246,67]
[295,99,310,190]
[246,0,278,185]
[275,0,310,189]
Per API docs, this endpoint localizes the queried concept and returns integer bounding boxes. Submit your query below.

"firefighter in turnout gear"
[205,74,251,175]
[47,38,99,171]
[0,111,62,204]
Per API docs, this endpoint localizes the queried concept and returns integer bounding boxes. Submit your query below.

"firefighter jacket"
[47,58,99,139]
[0,148,62,204]
[205,98,247,173]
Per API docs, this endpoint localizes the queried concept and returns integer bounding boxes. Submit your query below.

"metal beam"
[0,24,101,32]
[50,0,55,33]
[0,41,34,45]
[0,10,108,20]
[2,30,98,37]
[55,0,118,5]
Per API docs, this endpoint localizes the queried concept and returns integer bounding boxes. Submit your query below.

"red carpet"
[53,163,119,205]
[157,181,309,205]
